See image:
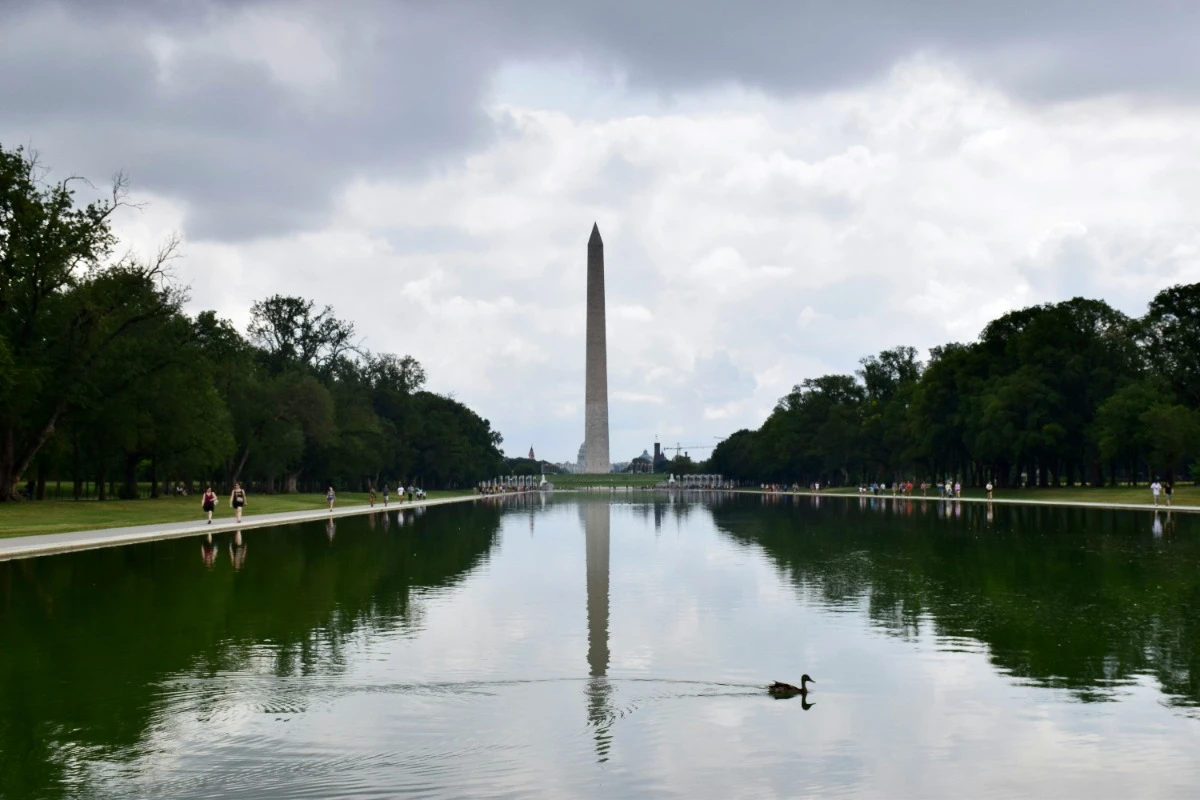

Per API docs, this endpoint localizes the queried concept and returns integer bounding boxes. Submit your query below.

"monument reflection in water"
[583,500,613,761]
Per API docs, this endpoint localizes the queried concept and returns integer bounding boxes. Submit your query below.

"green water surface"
[1,495,1198,798]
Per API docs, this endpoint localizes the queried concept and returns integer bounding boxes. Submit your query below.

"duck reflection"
[582,500,612,762]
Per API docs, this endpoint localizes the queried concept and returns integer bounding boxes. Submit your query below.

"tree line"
[710,288,1200,488]
[1,144,504,501]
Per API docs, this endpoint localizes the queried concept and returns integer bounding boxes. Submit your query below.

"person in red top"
[201,486,218,524]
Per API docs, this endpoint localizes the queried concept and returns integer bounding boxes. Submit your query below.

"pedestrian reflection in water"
[367,512,377,531]
[201,533,217,568]
[1153,511,1164,538]
[326,518,336,542]
[229,530,246,571]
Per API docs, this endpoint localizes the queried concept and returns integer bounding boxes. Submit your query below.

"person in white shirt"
[1151,480,1162,506]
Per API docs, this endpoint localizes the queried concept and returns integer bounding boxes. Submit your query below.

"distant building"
[653,441,669,471]
[628,450,654,473]
[528,445,536,460]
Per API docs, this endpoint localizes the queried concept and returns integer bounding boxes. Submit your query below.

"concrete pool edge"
[736,489,1200,513]
[5,489,1191,562]
[0,494,493,562]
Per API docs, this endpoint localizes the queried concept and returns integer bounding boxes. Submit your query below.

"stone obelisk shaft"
[584,223,610,473]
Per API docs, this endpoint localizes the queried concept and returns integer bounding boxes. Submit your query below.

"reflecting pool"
[2,495,1200,798]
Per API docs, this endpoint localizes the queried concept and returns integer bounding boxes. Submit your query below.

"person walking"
[229,482,247,523]
[382,484,390,506]
[1165,481,1173,506]
[1151,479,1162,507]
[201,486,218,524]
[954,481,962,499]
[326,485,336,511]
[369,486,376,507]
[407,484,415,503]
[986,481,994,501]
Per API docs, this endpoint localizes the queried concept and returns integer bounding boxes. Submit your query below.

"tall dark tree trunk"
[0,429,15,501]
[227,446,250,486]
[121,453,140,499]
[73,438,83,500]
[0,414,61,501]
[97,465,107,502]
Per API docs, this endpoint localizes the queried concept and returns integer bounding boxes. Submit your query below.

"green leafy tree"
[1093,380,1167,484]
[1142,404,1200,481]
[1142,283,1200,406]
[0,144,180,499]
[248,294,357,375]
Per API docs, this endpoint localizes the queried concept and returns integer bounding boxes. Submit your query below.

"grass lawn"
[769,484,1199,507]
[0,490,471,539]
[546,473,665,488]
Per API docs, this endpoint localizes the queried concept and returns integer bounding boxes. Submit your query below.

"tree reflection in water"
[711,494,1200,708]
[0,501,504,800]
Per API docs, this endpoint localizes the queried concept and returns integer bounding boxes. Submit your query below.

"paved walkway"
[0,495,481,562]
[744,489,1200,513]
[5,490,1189,562]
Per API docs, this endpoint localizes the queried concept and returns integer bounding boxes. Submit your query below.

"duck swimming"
[768,674,814,698]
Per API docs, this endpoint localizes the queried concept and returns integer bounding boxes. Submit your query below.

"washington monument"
[584,223,610,473]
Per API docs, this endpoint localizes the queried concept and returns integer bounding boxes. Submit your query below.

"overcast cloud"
[4,0,1200,463]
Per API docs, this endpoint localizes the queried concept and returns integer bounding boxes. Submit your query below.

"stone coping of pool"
[736,489,1200,513]
[4,489,1190,562]
[0,494,488,562]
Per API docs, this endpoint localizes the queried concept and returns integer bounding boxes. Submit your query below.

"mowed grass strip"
[546,473,666,488]
[0,491,470,539]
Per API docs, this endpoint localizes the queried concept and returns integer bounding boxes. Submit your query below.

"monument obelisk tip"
[589,222,602,245]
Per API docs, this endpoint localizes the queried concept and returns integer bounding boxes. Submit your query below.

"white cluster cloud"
[106,56,1200,462]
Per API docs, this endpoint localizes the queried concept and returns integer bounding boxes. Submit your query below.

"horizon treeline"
[710,287,1200,488]
[1,144,504,502]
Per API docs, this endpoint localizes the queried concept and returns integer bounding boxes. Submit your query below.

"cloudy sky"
[5,1,1200,464]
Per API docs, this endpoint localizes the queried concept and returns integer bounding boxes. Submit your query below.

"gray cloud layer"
[5,0,1200,240]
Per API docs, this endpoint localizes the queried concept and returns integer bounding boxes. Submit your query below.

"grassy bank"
[0,491,470,539]
[547,473,664,488]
